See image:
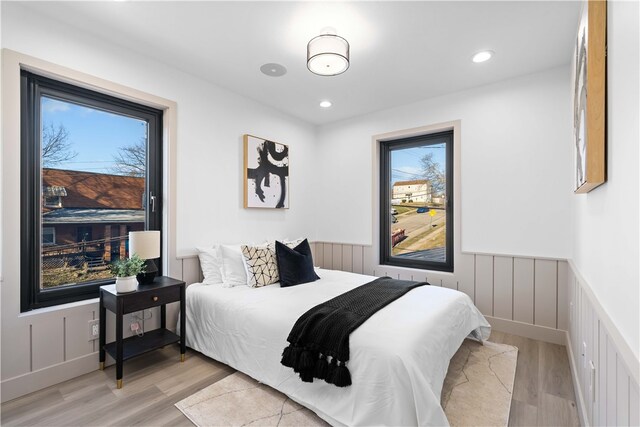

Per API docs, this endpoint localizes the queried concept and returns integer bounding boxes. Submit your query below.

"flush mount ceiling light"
[319,100,332,108]
[260,63,287,77]
[472,50,494,63]
[307,28,350,76]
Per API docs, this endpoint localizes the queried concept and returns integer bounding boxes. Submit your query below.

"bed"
[185,268,491,426]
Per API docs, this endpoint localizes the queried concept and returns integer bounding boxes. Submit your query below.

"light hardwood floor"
[1,332,579,426]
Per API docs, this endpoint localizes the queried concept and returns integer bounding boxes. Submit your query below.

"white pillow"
[196,246,223,285]
[219,244,250,287]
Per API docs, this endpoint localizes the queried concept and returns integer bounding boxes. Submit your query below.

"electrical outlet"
[88,319,99,341]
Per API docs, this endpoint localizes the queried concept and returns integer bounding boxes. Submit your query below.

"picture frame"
[243,134,289,209]
[573,0,607,193]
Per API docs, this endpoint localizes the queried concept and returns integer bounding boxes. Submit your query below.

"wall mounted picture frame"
[573,0,607,193]
[243,134,289,209]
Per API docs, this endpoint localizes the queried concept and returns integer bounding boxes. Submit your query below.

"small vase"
[115,275,138,293]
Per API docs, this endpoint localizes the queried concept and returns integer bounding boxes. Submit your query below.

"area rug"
[175,340,518,426]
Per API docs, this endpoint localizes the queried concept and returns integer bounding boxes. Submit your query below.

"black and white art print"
[573,5,588,191]
[244,135,289,209]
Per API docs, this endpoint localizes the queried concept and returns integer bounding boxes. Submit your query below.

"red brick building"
[42,168,145,264]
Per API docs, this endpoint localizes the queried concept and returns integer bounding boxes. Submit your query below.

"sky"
[41,95,443,183]
[41,96,147,174]
[391,143,446,185]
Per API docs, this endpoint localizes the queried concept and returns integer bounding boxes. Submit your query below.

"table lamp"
[129,230,160,284]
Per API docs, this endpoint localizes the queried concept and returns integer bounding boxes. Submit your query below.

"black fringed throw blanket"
[281,276,429,387]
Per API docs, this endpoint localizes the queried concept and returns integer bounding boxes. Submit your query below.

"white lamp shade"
[307,34,350,76]
[129,230,160,260]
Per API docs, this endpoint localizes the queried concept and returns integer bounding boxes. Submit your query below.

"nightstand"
[99,276,186,389]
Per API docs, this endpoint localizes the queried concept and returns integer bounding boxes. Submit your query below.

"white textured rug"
[175,340,517,426]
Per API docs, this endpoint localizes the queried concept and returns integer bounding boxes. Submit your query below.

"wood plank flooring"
[490,331,580,427]
[1,332,579,426]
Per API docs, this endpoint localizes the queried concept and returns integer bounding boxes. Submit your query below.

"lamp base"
[137,259,158,285]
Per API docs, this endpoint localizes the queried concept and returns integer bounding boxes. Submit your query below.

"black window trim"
[379,130,454,272]
[20,70,163,312]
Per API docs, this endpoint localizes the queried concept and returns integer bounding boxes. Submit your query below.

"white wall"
[571,0,640,360]
[1,2,318,255]
[0,3,317,398]
[315,67,573,259]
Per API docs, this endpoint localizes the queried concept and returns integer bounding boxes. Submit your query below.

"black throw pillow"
[275,239,320,287]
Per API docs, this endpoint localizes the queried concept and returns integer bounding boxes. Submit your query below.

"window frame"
[20,70,163,312]
[379,130,454,272]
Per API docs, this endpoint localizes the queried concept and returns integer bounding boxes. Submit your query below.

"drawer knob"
[152,296,158,302]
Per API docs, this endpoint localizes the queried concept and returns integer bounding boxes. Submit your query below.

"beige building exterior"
[391,179,431,204]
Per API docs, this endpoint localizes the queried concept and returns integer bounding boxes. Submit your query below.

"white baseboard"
[484,315,566,345]
[564,331,589,427]
[1,352,98,403]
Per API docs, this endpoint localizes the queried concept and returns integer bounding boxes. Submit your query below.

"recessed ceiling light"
[319,100,332,108]
[260,63,287,77]
[472,50,494,63]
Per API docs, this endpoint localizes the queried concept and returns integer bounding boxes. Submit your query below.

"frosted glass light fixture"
[307,29,350,76]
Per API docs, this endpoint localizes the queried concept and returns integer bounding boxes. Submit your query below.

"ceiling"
[21,1,581,125]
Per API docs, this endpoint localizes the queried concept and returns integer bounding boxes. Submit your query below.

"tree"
[420,152,445,196]
[111,138,146,177]
[42,124,77,167]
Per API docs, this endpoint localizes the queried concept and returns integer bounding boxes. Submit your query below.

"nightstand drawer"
[123,286,180,313]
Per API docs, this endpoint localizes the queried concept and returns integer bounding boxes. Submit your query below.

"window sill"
[19,297,100,318]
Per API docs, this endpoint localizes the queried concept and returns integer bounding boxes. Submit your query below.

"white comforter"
[185,269,491,426]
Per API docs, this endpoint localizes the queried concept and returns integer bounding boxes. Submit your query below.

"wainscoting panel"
[474,255,494,316]
[182,256,202,285]
[513,258,535,324]
[331,244,343,271]
[63,304,96,361]
[557,261,569,331]
[1,300,141,402]
[534,259,558,329]
[493,256,513,320]
[31,317,65,372]
[458,253,475,301]
[341,244,353,273]
[295,243,567,334]
[322,244,333,270]
[567,260,639,427]
[351,245,363,274]
[630,382,639,427]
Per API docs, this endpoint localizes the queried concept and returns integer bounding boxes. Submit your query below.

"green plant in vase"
[111,255,146,293]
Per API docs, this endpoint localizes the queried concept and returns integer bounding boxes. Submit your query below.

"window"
[21,71,163,311]
[43,185,66,207]
[42,227,56,246]
[44,195,61,208]
[76,226,93,243]
[380,130,453,272]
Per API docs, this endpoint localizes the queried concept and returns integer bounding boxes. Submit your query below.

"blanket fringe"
[283,345,352,386]
[314,355,329,380]
[332,361,352,387]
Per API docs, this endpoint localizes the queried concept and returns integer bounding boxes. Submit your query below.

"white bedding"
[185,268,491,426]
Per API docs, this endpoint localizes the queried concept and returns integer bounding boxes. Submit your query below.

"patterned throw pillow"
[241,245,279,287]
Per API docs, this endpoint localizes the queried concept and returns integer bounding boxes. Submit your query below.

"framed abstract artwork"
[243,134,289,209]
[573,0,607,193]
